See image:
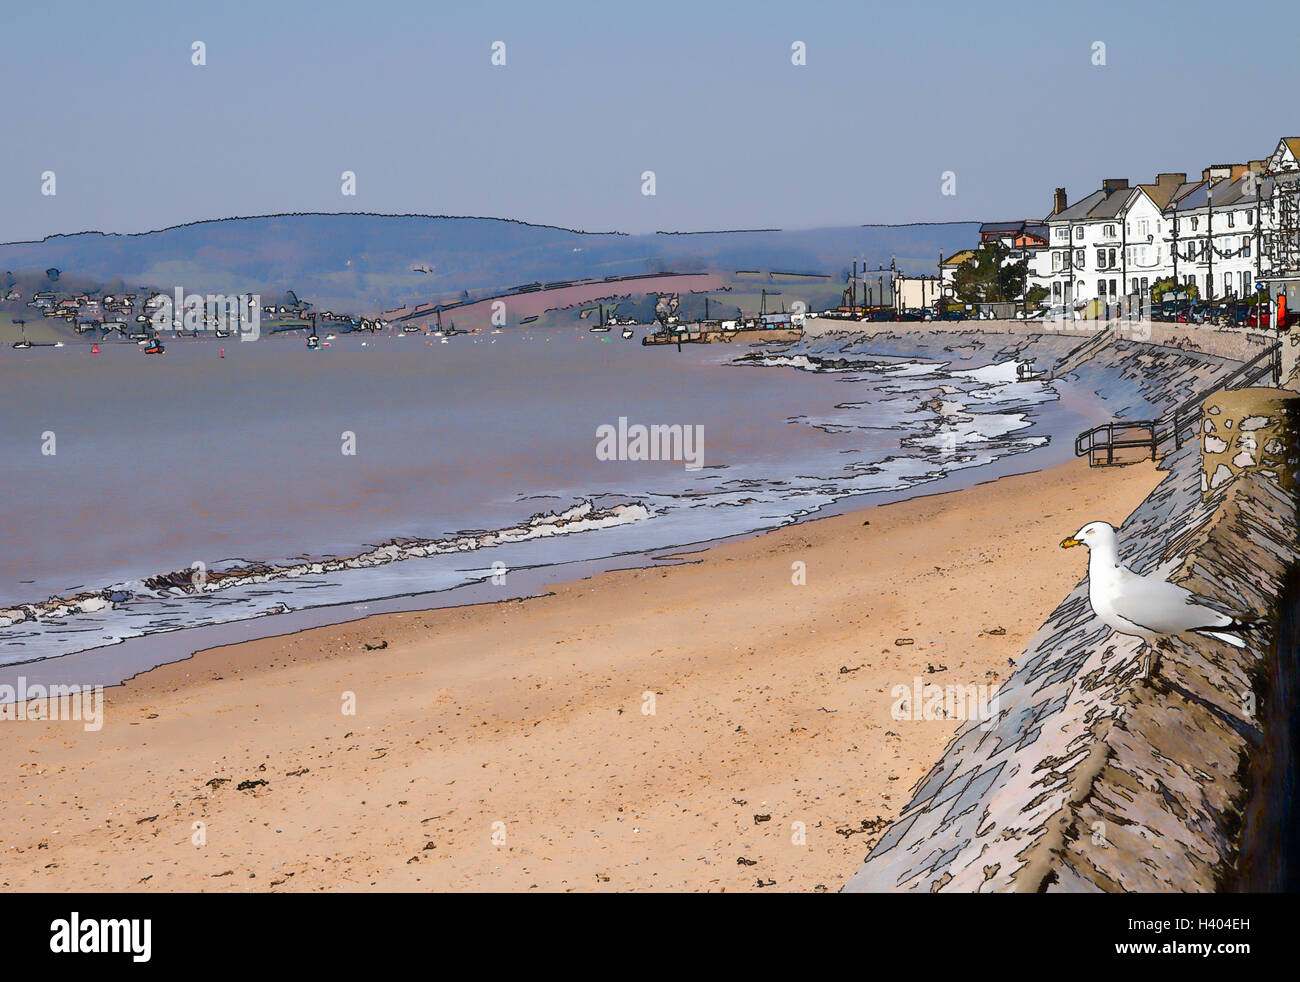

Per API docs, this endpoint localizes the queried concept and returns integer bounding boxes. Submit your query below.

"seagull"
[1061,522,1259,663]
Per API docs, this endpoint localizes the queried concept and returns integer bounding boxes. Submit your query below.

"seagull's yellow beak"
[1060,537,1082,549]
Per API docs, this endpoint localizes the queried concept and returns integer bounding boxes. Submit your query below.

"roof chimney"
[1155,172,1186,186]
[1053,187,1067,215]
[1101,178,1129,194]
[1203,164,1234,182]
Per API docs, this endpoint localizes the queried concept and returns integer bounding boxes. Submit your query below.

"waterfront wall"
[803,316,1273,364]
[844,385,1300,892]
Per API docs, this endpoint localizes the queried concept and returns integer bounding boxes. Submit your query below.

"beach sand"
[0,458,1162,892]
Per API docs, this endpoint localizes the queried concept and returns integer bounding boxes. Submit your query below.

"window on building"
[1104,224,1116,237]
[1074,227,1083,240]
[1242,236,1251,258]
[1192,217,1199,231]
[1096,248,1105,268]
[1141,277,1149,293]
[1243,272,1252,294]
[1075,249,1084,267]
[1097,279,1105,297]
[1053,281,1062,299]
[1109,279,1117,296]
[1108,249,1117,268]
[1228,212,1235,228]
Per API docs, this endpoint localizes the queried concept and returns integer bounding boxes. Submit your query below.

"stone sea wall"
[843,385,1300,893]
[803,317,1273,364]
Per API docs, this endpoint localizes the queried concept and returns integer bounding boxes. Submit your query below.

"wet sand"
[0,457,1162,892]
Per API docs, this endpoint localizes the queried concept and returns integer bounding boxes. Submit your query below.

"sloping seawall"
[843,382,1300,892]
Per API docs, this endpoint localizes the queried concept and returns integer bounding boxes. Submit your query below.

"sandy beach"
[0,457,1162,892]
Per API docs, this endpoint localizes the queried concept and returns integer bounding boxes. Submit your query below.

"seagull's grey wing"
[1111,574,1234,634]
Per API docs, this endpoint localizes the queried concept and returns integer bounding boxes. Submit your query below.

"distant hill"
[0,214,979,314]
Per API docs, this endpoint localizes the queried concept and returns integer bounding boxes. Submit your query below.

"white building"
[1030,175,1193,309]
[892,273,943,312]
[1260,137,1300,316]
[1164,164,1266,301]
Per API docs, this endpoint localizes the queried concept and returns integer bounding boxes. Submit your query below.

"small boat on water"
[143,340,165,354]
[11,339,32,349]
[11,319,32,348]
[621,326,634,339]
[589,304,611,332]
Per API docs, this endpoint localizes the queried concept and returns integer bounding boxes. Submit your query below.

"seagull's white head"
[1060,521,1116,551]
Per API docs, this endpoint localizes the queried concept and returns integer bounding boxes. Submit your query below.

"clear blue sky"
[2,0,1296,242]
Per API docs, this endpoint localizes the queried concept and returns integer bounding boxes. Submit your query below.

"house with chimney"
[1033,180,1133,308]
[1029,175,1200,309]
[1164,163,1268,301]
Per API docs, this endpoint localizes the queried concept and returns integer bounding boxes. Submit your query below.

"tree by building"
[952,241,1028,304]
[1150,277,1198,303]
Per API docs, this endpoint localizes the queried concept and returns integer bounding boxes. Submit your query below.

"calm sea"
[0,328,1094,677]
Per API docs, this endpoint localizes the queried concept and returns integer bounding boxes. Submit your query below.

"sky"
[2,0,1298,242]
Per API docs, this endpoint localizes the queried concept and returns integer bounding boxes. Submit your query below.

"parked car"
[1042,305,1081,321]
[1246,305,1272,328]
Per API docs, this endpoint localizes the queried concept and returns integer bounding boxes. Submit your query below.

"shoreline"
[0,456,1163,892]
[1,328,1087,679]
[0,420,1093,691]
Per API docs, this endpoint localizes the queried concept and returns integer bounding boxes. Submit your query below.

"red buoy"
[91,343,101,354]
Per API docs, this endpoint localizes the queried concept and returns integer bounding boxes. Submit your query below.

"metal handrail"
[1074,341,1281,463]
[1075,420,1159,466]
[1167,342,1281,447]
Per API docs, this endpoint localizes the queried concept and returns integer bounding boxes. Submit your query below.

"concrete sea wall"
[842,379,1300,892]
[803,316,1273,363]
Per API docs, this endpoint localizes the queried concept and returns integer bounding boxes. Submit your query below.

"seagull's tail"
[1193,616,1264,649]
[1198,630,1248,649]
